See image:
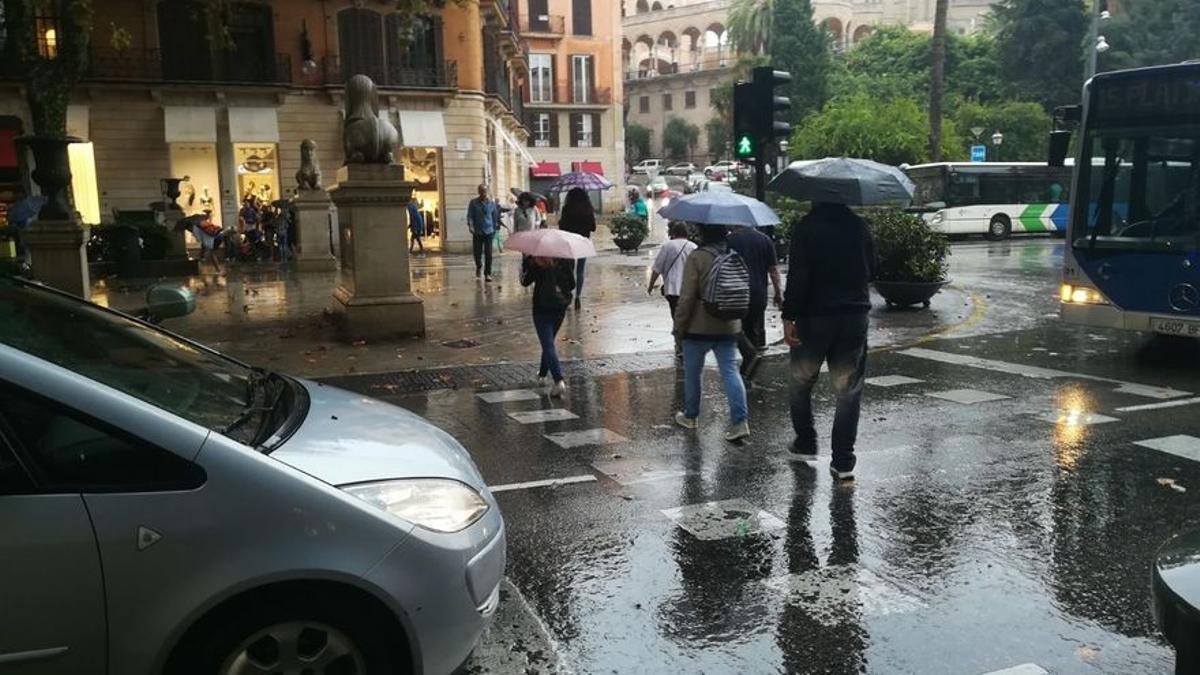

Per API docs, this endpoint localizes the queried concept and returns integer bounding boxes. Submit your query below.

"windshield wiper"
[250,375,289,449]
[221,369,270,437]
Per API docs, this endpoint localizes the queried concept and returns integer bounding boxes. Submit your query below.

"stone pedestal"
[294,188,338,272]
[25,219,90,300]
[162,211,189,259]
[328,164,424,339]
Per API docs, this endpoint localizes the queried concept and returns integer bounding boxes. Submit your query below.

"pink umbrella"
[506,229,597,259]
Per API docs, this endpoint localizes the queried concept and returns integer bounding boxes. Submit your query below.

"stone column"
[293,188,338,272]
[25,219,90,300]
[328,164,425,339]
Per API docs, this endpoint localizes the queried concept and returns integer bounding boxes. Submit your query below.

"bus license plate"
[1152,318,1200,337]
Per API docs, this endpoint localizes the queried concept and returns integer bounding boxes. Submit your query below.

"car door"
[0,391,106,674]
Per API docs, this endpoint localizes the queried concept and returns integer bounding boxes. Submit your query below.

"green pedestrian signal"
[736,135,754,158]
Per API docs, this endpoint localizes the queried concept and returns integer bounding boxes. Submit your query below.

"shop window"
[171,145,221,227]
[638,96,649,114]
[234,144,280,207]
[399,147,443,246]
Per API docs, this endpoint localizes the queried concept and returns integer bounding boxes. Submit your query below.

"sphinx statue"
[296,139,322,190]
[343,74,399,164]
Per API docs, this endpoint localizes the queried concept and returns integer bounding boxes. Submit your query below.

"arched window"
[636,0,649,14]
[338,8,384,83]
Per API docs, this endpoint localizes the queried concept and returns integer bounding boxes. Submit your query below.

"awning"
[530,162,561,178]
[228,107,280,142]
[572,161,604,175]
[163,106,217,143]
[398,110,448,148]
[494,119,536,165]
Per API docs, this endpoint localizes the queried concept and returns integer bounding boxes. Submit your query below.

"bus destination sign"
[1093,71,1200,125]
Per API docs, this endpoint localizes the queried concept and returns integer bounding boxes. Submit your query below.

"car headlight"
[343,479,489,533]
[929,212,944,225]
[1059,283,1109,305]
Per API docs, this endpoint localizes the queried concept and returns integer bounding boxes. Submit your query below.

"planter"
[18,135,82,221]
[873,279,950,309]
[613,235,644,253]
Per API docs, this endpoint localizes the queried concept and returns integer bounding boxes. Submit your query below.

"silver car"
[0,278,505,675]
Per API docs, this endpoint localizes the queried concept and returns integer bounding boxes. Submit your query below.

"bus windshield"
[1074,125,1200,251]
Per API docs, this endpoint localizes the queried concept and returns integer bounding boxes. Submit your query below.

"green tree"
[953,101,1051,162]
[1104,0,1200,71]
[771,0,831,123]
[790,94,960,166]
[728,0,774,54]
[987,0,1089,111]
[705,117,729,158]
[662,118,701,160]
[930,0,949,161]
[626,123,652,163]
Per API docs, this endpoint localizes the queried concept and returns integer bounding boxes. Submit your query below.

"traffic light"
[751,66,792,143]
[733,82,756,159]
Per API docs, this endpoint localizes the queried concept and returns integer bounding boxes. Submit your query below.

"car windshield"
[1074,125,1200,251]
[0,279,268,444]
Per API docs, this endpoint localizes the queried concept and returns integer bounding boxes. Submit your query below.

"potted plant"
[868,208,951,308]
[608,213,649,253]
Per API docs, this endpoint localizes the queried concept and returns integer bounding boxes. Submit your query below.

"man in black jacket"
[782,202,876,481]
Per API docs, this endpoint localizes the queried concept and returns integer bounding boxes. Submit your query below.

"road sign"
[971,145,987,162]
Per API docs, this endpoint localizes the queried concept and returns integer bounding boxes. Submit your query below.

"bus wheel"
[986,216,1012,241]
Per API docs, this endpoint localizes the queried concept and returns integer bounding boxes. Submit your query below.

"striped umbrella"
[546,171,613,193]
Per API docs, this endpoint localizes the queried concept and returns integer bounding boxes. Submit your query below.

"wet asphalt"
[335,238,1198,674]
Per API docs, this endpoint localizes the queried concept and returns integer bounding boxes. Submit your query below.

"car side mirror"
[144,283,196,323]
[1048,130,1072,167]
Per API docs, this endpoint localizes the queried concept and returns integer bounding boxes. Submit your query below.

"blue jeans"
[534,310,566,381]
[574,258,586,299]
[682,338,748,424]
[277,230,289,262]
[789,313,868,470]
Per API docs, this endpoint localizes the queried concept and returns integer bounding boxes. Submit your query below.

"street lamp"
[991,130,1004,162]
[778,139,790,173]
[1085,0,1111,80]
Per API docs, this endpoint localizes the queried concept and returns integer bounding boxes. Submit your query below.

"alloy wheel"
[220,621,366,675]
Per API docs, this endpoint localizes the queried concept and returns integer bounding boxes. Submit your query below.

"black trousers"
[789,313,869,470]
[472,234,493,276]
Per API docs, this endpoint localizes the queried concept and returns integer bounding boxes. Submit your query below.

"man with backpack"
[782,202,876,481]
[672,223,751,442]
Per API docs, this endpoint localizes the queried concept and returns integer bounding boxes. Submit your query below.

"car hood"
[269,381,486,489]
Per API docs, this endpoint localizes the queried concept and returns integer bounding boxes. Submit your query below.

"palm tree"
[728,0,774,54]
[929,0,949,161]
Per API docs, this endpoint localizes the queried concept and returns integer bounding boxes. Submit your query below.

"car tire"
[172,591,409,675]
[986,215,1012,241]
[704,169,713,179]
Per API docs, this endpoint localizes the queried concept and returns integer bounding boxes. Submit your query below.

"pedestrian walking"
[512,192,545,233]
[782,202,876,481]
[672,223,750,442]
[558,187,595,310]
[467,184,501,281]
[626,188,649,220]
[728,225,783,382]
[521,255,576,398]
[407,199,425,254]
[647,221,696,358]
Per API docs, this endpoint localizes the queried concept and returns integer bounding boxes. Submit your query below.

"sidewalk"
[93,248,975,380]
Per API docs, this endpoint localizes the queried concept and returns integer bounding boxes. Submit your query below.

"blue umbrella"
[6,195,47,229]
[768,157,915,205]
[657,190,781,227]
[547,171,613,193]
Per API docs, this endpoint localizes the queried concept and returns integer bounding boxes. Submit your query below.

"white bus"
[904,162,1074,240]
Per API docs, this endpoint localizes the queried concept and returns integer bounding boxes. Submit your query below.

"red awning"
[530,162,561,178]
[571,161,604,176]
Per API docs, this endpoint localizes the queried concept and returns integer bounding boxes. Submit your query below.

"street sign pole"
[755,154,766,203]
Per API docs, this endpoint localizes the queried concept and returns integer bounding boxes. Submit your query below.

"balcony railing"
[323,56,458,90]
[526,86,613,106]
[0,49,293,85]
[625,49,732,81]
[519,13,565,35]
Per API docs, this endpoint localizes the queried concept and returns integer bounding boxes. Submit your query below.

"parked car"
[0,277,505,675]
[704,160,743,178]
[631,158,664,175]
[697,179,735,193]
[664,162,699,177]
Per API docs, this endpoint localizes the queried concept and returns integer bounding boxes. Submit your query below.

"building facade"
[621,0,993,164]
[0,0,529,254]
[516,0,625,211]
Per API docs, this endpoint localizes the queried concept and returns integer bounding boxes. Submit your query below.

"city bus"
[1054,61,1200,338]
[904,162,1073,239]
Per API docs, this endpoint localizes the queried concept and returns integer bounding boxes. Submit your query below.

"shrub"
[607,214,649,243]
[867,209,950,282]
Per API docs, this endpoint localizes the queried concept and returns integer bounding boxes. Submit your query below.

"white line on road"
[982,665,1048,675]
[489,474,598,493]
[1116,397,1200,413]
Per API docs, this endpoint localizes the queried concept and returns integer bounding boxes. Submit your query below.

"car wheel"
[178,593,407,675]
[704,169,713,178]
[986,215,1012,241]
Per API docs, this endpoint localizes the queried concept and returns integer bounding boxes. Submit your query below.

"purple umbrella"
[547,171,613,193]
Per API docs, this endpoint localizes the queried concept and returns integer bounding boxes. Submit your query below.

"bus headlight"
[1060,284,1109,305]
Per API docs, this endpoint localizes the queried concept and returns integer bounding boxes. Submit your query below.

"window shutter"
[591,113,601,147]
[526,112,537,147]
[571,0,592,35]
[586,56,596,102]
[569,113,581,147]
[432,16,445,68]
[550,113,561,147]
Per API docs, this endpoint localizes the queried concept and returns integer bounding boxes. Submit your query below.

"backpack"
[700,245,751,320]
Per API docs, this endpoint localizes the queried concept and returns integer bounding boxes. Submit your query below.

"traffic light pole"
[754,154,766,203]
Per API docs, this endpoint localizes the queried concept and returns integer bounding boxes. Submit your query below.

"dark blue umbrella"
[657,191,781,227]
[769,157,915,205]
[6,196,47,229]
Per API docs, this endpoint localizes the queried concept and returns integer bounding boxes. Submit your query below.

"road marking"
[1116,397,1200,413]
[982,664,1048,675]
[764,566,925,626]
[899,347,1191,399]
[926,389,1012,405]
[866,375,925,387]
[489,474,598,493]
[544,428,629,449]
[468,578,574,674]
[662,499,785,541]
[507,408,580,424]
[592,457,695,486]
[1133,435,1200,462]
[1037,411,1120,426]
[476,389,542,403]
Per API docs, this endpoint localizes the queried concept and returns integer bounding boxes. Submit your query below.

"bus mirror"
[1048,131,1072,167]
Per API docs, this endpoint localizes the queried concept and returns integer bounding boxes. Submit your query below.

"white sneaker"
[829,464,855,481]
[673,411,697,429]
[537,376,547,389]
[724,420,750,441]
[550,380,567,398]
